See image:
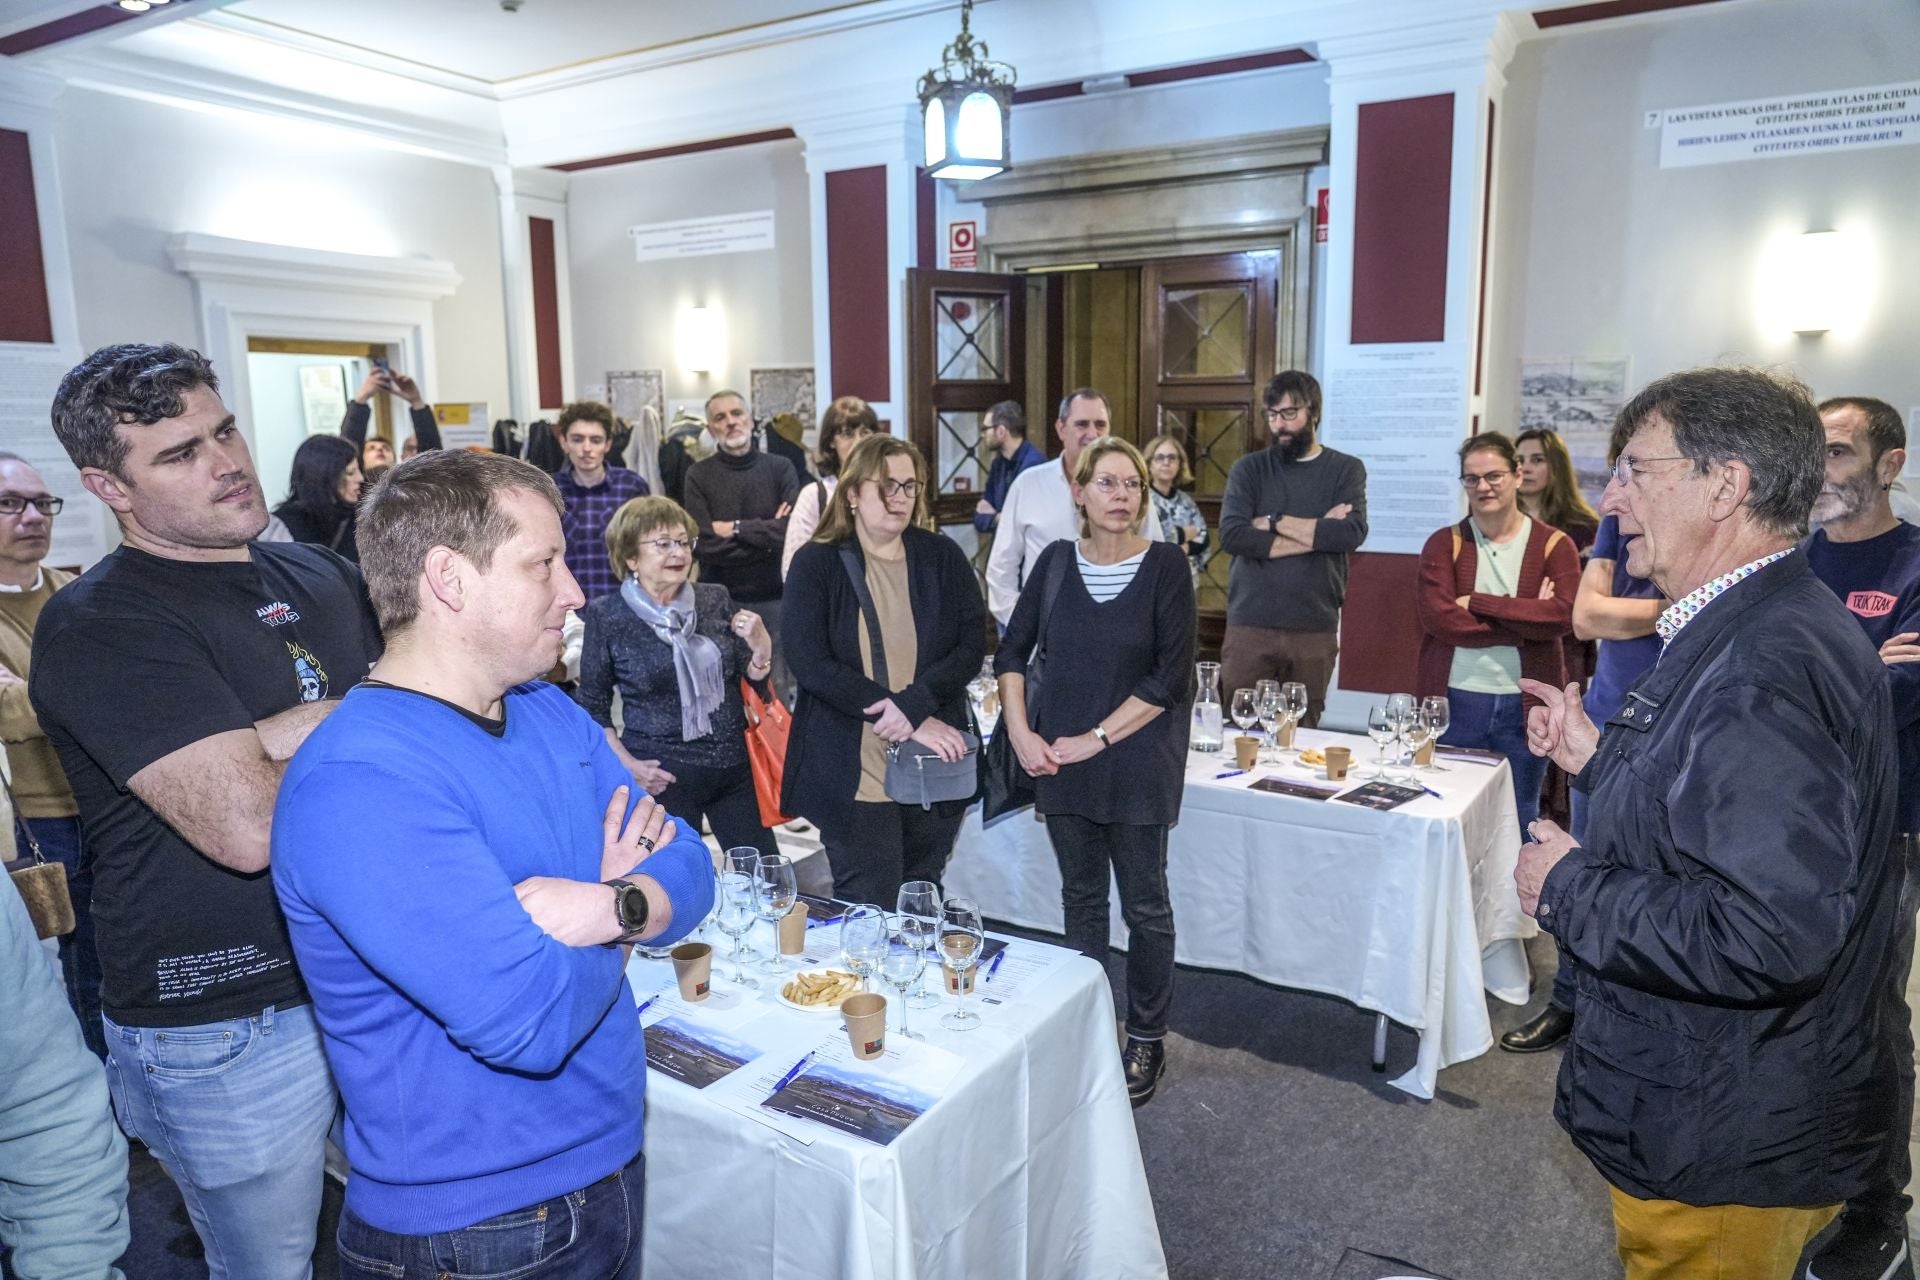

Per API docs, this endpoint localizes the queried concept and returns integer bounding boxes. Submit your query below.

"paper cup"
[842,992,887,1060]
[670,943,712,1002]
[1324,746,1351,780]
[941,961,977,996]
[778,901,809,955]
[1233,736,1259,769]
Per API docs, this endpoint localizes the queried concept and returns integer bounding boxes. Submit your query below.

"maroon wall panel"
[528,216,563,409]
[1351,93,1454,344]
[0,130,53,345]
[1534,0,1730,28]
[915,168,937,269]
[825,165,890,403]
[1338,553,1424,694]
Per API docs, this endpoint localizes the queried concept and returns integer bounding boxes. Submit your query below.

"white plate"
[775,971,861,1014]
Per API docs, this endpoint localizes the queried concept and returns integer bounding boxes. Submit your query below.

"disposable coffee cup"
[1277,723,1296,750]
[842,992,887,1060]
[941,961,977,996]
[778,901,809,955]
[1233,736,1259,769]
[1413,740,1435,767]
[670,943,712,1002]
[1324,746,1352,781]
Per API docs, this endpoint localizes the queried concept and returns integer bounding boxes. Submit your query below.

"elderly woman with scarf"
[577,495,780,861]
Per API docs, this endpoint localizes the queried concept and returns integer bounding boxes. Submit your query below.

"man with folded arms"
[1802,394,1920,1280]
[272,449,713,1279]
[1518,368,1906,1280]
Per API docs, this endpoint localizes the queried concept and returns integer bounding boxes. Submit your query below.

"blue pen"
[1419,785,1443,800]
[1214,768,1247,780]
[983,948,1007,983]
[634,992,660,1017]
[769,1052,813,1095]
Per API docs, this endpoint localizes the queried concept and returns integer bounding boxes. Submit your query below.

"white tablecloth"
[632,934,1168,1279]
[942,728,1537,1098]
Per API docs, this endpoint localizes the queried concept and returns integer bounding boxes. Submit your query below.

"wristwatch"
[605,879,650,939]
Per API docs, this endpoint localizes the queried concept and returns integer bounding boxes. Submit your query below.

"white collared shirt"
[984,458,1163,625]
[1655,548,1793,646]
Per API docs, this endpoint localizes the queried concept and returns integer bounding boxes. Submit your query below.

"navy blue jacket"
[974,439,1046,533]
[1541,551,1905,1206]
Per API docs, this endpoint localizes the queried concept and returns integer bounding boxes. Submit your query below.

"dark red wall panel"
[1338,553,1424,694]
[1534,0,1730,28]
[915,167,936,269]
[0,130,53,345]
[528,216,563,409]
[1351,93,1454,344]
[826,165,890,403]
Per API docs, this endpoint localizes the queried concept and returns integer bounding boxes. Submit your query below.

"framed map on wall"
[607,370,665,430]
[1519,358,1630,506]
[750,367,815,428]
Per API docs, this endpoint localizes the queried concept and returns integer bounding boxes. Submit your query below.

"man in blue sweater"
[272,450,714,1279]
[1803,394,1920,1280]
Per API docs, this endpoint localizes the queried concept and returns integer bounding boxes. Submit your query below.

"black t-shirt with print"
[29,541,382,1026]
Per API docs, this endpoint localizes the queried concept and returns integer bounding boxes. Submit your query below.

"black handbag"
[839,546,979,810]
[980,547,1072,825]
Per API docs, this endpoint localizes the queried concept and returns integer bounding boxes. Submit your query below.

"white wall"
[1010,62,1332,164]
[52,86,511,416]
[1488,0,1920,439]
[246,351,371,509]
[564,138,814,421]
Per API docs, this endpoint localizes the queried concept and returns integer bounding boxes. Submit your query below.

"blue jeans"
[102,1002,337,1280]
[1441,688,1548,839]
[336,1151,646,1280]
[18,816,107,1059]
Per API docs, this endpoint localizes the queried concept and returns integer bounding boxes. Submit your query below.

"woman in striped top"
[995,436,1195,1107]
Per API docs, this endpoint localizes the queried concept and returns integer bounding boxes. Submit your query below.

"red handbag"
[740,680,795,828]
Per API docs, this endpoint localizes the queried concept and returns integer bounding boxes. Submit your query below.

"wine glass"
[896,880,942,1009]
[1254,688,1283,765]
[752,854,798,973]
[1385,693,1417,780]
[878,915,927,1039]
[1402,707,1435,779]
[1229,688,1258,740]
[723,848,763,963]
[940,898,986,1031]
[1355,704,1394,779]
[839,905,889,995]
[1279,681,1309,758]
[712,871,760,989]
[1421,696,1451,770]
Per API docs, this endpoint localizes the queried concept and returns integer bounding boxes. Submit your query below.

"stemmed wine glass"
[896,880,942,1009]
[1421,696,1451,770]
[839,905,889,995]
[723,848,763,964]
[878,915,927,1040]
[1255,686,1284,765]
[1384,692,1417,780]
[712,869,760,989]
[1229,688,1258,747]
[1278,681,1309,759]
[1356,704,1394,779]
[752,854,798,973]
[940,898,986,1032]
[1402,703,1435,779]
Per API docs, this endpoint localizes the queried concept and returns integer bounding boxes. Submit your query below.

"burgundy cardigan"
[1413,517,1582,710]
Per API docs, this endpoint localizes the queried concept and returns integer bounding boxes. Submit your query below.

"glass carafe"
[1191,660,1224,752]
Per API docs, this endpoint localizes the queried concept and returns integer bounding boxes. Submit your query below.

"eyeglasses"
[1088,476,1144,494]
[1264,406,1306,423]
[1150,453,1182,465]
[640,537,694,554]
[877,480,922,499]
[1611,454,1691,487]
[0,496,61,517]
[1458,470,1514,490]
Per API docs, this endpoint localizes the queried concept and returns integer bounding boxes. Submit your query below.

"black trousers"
[1045,813,1175,1041]
[1850,833,1919,1228]
[820,800,964,907]
[655,759,778,862]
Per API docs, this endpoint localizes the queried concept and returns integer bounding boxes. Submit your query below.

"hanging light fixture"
[917,0,1016,181]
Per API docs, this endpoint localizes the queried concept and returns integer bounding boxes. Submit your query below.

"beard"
[1273,424,1316,462]
[1811,470,1878,527]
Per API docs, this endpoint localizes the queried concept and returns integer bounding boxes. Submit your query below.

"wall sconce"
[1758,229,1870,336]
[677,306,724,374]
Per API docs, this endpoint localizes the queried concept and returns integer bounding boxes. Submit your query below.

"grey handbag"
[838,545,979,810]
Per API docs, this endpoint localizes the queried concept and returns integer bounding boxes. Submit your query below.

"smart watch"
[605,879,650,939]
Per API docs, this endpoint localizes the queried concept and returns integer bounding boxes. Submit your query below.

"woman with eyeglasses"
[996,436,1195,1106]
[1145,433,1208,579]
[1413,431,1581,834]
[783,435,984,905]
[576,495,779,860]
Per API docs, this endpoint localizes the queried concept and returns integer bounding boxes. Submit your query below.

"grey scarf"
[621,578,725,741]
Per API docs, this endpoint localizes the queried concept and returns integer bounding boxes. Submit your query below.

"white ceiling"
[213,0,909,85]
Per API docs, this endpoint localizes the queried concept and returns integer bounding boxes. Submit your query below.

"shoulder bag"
[980,544,1072,824]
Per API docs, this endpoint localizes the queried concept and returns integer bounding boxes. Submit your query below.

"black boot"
[1805,1205,1912,1280]
[1122,1037,1166,1107]
[1499,1003,1574,1053]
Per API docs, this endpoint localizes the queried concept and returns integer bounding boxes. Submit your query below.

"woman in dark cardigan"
[783,435,984,906]
[273,434,363,561]
[996,436,1195,1107]
[576,495,778,861]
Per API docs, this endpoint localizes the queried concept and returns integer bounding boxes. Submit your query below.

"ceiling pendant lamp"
[917,0,1016,181]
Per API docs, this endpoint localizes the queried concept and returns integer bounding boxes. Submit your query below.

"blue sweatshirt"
[271,680,714,1234]
[1805,521,1920,831]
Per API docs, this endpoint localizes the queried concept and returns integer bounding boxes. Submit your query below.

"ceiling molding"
[180,10,499,99]
[550,127,798,174]
[3,0,221,60]
[968,126,1330,204]
[167,232,463,300]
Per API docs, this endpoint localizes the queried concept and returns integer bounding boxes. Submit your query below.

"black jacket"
[781,528,985,835]
[1541,551,1905,1206]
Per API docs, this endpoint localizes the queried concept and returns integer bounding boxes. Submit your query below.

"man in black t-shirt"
[31,343,381,1280]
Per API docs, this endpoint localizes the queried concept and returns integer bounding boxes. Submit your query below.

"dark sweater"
[340,401,443,453]
[685,448,800,604]
[1805,521,1920,831]
[276,501,358,563]
[782,529,985,835]
[575,584,759,770]
[1218,444,1368,632]
[995,540,1196,827]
